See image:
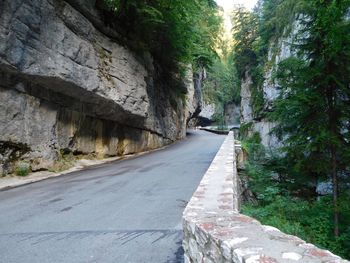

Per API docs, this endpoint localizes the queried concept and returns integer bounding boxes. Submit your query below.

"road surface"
[0,130,225,263]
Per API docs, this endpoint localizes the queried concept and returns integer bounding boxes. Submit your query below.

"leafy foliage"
[271,0,350,175]
[231,6,265,116]
[255,0,301,49]
[103,0,223,77]
[231,6,259,79]
[242,194,350,259]
[270,0,350,237]
[15,162,30,177]
[231,0,303,117]
[202,54,240,123]
[241,136,350,259]
[234,0,350,259]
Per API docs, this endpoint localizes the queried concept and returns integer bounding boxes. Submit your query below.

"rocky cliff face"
[224,102,240,126]
[0,0,201,174]
[240,73,280,150]
[186,69,204,126]
[240,28,296,149]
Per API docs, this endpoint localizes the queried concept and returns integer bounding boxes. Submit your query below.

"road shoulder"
[0,146,170,191]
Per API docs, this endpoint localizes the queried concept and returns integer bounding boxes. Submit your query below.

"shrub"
[15,162,31,177]
[241,133,350,259]
[48,152,76,173]
[242,195,350,259]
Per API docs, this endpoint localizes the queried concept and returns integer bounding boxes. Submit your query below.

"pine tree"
[271,0,350,237]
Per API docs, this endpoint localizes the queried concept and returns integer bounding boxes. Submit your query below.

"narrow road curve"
[0,130,225,263]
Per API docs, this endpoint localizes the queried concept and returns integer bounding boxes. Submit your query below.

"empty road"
[0,130,225,263]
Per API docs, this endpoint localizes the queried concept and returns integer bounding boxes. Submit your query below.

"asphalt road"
[0,130,225,263]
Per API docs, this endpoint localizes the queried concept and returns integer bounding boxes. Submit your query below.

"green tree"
[271,0,350,237]
[231,6,259,79]
[103,0,223,78]
[203,55,240,103]
[230,6,267,117]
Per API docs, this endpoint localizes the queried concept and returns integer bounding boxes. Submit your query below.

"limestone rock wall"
[240,73,254,125]
[197,103,215,125]
[186,69,204,126]
[240,72,280,150]
[240,72,279,149]
[224,103,240,126]
[239,25,297,149]
[0,0,200,174]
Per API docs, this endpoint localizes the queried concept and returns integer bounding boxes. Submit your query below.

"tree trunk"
[327,75,339,238]
[331,145,339,237]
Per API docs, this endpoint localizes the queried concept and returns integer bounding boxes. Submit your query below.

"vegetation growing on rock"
[103,0,223,81]
[103,0,243,126]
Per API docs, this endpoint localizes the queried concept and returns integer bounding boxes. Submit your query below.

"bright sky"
[216,0,258,11]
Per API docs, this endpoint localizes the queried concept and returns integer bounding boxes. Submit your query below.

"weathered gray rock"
[0,0,201,173]
[224,102,240,126]
[240,73,280,149]
[240,21,303,149]
[240,73,254,125]
[0,86,171,173]
[192,70,205,117]
[199,103,215,121]
[0,0,149,125]
[262,22,299,110]
[187,69,207,128]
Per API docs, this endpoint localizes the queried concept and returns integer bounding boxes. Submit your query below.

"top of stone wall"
[182,132,349,263]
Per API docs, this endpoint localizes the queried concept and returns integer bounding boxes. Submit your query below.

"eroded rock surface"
[239,33,294,150]
[0,0,200,174]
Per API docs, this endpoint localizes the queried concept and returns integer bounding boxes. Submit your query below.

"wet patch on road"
[137,162,166,173]
[49,198,63,203]
[60,206,72,212]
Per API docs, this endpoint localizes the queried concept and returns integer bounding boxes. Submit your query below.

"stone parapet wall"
[182,132,349,263]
